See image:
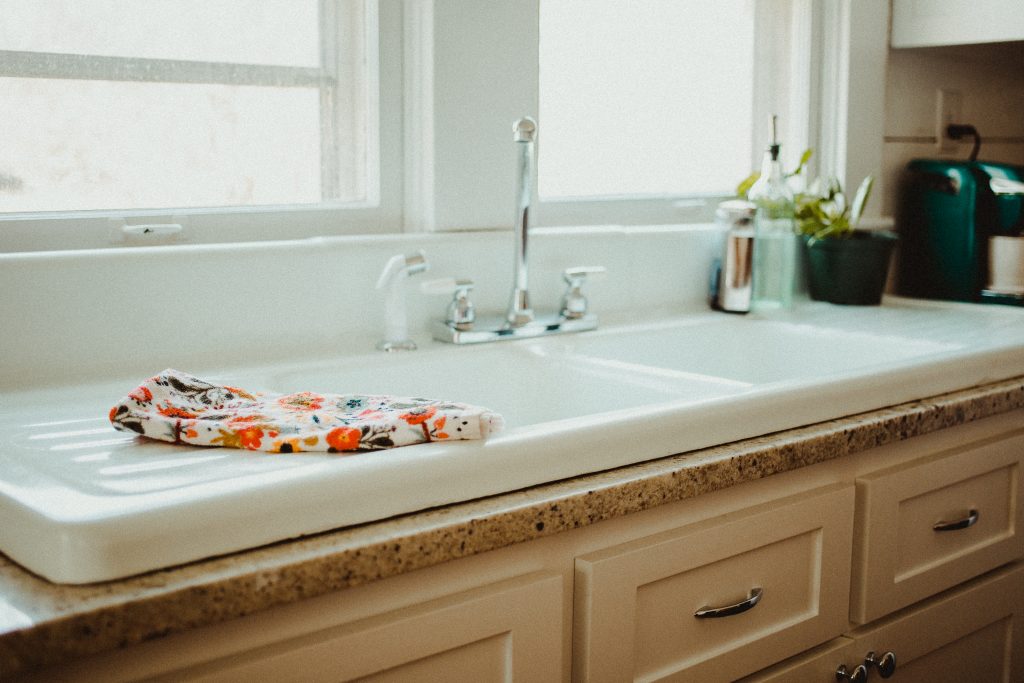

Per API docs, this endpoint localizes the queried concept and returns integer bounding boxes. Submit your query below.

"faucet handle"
[563,266,607,285]
[560,266,606,319]
[421,278,476,330]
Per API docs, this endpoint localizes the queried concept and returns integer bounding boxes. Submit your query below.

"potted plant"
[795,175,898,305]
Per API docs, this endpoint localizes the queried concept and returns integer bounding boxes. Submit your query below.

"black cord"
[946,123,981,161]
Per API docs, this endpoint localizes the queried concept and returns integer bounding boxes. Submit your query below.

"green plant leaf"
[736,172,760,198]
[786,148,813,178]
[850,175,874,228]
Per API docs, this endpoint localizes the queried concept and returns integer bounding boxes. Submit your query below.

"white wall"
[0,226,721,390]
[881,42,1024,215]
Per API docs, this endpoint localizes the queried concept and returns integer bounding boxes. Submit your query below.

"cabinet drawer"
[852,431,1024,624]
[573,483,854,683]
[737,637,859,683]
[166,572,563,683]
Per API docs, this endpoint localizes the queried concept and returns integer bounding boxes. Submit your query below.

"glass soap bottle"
[748,115,797,310]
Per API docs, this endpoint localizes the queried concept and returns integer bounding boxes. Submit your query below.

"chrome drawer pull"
[694,586,762,618]
[864,650,897,678]
[835,663,868,682]
[933,509,979,532]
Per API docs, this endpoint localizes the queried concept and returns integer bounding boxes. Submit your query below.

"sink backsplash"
[0,225,720,389]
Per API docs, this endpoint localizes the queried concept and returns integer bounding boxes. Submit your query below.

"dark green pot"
[804,230,898,305]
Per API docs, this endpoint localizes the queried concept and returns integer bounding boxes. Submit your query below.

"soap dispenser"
[748,115,797,310]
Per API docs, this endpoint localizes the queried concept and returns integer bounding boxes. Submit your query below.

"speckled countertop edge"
[2,376,1023,676]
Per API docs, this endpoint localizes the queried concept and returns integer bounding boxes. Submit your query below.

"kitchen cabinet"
[851,432,1024,623]
[891,0,1024,48]
[746,561,1024,682]
[736,638,861,682]
[165,572,564,683]
[745,420,1024,682]
[573,485,854,682]
[849,561,1024,682]
[574,415,1024,681]
[26,572,566,683]
[20,410,1024,682]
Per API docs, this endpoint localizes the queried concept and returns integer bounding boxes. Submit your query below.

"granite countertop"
[2,376,1023,677]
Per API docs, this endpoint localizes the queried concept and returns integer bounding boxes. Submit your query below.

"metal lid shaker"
[715,200,756,313]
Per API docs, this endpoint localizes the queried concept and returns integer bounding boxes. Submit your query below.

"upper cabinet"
[891,0,1024,47]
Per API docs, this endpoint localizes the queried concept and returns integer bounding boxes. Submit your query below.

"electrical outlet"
[935,89,963,153]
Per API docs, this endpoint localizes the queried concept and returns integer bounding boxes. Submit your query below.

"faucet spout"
[426,116,601,345]
[506,116,537,327]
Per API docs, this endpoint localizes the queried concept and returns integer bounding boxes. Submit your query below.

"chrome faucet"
[507,117,537,327]
[428,117,605,345]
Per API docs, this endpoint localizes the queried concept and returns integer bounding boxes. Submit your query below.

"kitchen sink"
[1,298,1023,583]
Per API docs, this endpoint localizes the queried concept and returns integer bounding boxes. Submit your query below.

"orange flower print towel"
[109,369,505,453]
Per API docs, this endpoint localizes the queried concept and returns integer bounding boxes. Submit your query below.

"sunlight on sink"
[532,315,960,384]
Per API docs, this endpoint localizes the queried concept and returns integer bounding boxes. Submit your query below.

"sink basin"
[533,315,957,385]
[1,298,1023,583]
[267,344,748,428]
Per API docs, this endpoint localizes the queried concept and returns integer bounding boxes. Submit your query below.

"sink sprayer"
[375,250,429,351]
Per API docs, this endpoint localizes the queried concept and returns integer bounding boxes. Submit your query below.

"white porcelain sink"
[2,298,1023,583]
[534,315,956,385]
[266,344,748,428]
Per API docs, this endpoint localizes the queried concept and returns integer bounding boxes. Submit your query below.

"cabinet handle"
[835,663,868,682]
[694,586,762,618]
[933,509,979,532]
[864,650,897,678]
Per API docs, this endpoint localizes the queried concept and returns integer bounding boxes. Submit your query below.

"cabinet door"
[849,561,1024,682]
[573,484,854,683]
[744,562,1024,682]
[851,431,1024,623]
[170,572,563,682]
[891,0,1024,47]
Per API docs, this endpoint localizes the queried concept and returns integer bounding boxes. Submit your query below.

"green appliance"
[896,159,1024,306]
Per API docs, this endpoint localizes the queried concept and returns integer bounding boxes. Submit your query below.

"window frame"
[541,1,818,227]
[528,0,889,227]
[405,0,829,232]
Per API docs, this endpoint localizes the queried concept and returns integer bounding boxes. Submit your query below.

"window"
[1,0,398,249]
[0,0,372,212]
[540,0,758,199]
[409,0,817,231]
[3,1,882,251]
[535,0,814,225]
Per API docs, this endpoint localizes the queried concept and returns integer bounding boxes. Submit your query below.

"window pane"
[539,0,755,198]
[0,78,322,212]
[0,0,320,67]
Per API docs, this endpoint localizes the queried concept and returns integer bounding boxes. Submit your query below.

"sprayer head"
[376,250,429,289]
[404,250,429,275]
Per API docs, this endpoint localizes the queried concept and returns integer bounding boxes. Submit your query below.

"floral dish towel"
[109,369,505,453]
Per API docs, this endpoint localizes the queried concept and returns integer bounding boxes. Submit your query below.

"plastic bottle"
[748,116,797,310]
